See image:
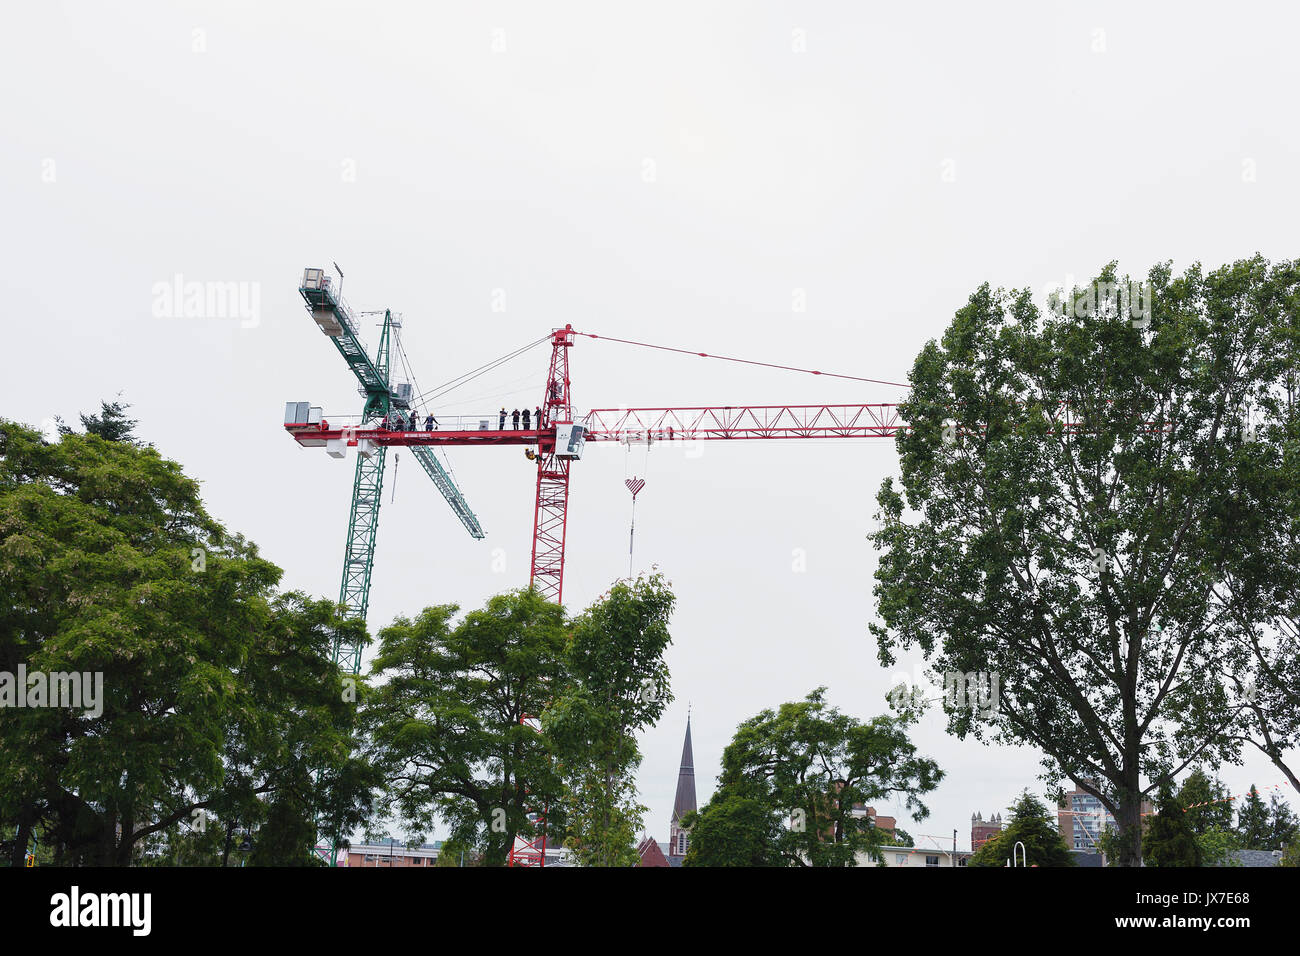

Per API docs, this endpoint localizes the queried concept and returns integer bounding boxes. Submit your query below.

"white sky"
[3,1,1297,852]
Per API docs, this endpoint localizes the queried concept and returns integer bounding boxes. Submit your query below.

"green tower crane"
[294,267,484,673]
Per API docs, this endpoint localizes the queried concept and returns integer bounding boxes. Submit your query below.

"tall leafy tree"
[363,591,567,866]
[544,573,675,867]
[690,689,941,867]
[0,419,369,865]
[968,791,1075,866]
[1207,269,1300,795]
[870,258,1299,865]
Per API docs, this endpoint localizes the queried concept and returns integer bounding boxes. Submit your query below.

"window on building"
[925,855,940,867]
[895,854,907,866]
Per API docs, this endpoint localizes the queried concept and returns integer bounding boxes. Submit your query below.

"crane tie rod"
[409,333,552,408]
[572,329,910,389]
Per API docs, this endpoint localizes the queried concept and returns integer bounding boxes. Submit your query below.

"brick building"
[971,811,1003,850]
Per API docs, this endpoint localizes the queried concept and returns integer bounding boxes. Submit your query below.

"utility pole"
[953,829,957,867]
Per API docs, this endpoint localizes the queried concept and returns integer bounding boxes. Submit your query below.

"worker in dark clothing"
[499,407,507,430]
[424,413,436,431]
[522,408,531,430]
[512,408,520,429]
[535,407,542,428]
[408,411,417,431]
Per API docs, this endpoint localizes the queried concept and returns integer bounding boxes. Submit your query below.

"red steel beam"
[283,403,907,449]
[581,404,906,441]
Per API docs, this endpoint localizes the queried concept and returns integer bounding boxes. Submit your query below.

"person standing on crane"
[409,410,418,432]
[522,408,531,431]
[535,406,542,429]
[499,407,507,430]
[512,408,520,429]
[424,413,436,431]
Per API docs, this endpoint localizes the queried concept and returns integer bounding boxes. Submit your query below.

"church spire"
[668,714,696,858]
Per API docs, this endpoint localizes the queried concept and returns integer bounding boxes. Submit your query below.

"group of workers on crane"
[499,407,543,431]
[383,406,547,432]
[388,410,438,432]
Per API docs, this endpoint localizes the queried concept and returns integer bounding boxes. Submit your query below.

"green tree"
[694,689,941,867]
[1144,783,1202,867]
[680,796,783,867]
[0,419,371,866]
[1197,828,1242,866]
[1236,786,1271,849]
[433,838,475,867]
[1280,833,1300,867]
[1267,793,1298,850]
[363,591,567,867]
[54,398,140,444]
[1177,769,1234,837]
[886,827,915,847]
[1206,276,1300,797]
[968,791,1075,867]
[870,258,1299,866]
[544,573,675,867]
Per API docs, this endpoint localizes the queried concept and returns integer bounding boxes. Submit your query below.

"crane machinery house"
[556,423,586,459]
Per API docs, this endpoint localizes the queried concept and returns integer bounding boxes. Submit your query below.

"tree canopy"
[683,688,941,867]
[364,575,679,867]
[0,416,371,866]
[362,591,568,867]
[870,257,1300,865]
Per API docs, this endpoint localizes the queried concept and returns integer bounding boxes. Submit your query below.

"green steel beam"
[334,444,387,673]
[409,445,485,539]
[300,284,409,410]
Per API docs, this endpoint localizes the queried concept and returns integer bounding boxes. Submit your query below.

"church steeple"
[668,714,696,858]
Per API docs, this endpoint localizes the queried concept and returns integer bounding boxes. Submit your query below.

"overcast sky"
[3,1,1298,852]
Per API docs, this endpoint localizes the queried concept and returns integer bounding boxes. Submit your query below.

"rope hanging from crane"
[623,427,652,577]
[625,476,645,579]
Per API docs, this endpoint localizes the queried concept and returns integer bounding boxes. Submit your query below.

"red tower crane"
[286,322,909,607]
